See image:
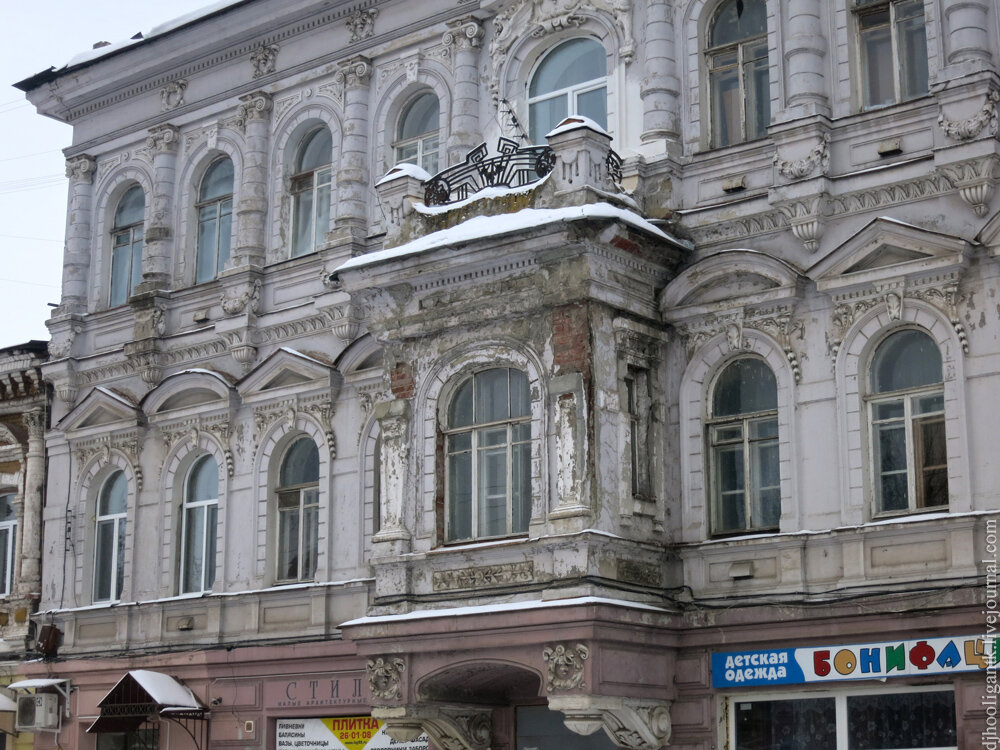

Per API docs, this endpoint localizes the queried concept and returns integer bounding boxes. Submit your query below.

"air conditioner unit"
[16,693,60,732]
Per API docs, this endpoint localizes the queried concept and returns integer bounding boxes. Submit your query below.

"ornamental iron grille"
[424,138,554,206]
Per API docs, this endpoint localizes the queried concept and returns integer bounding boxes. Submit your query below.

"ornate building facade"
[12,0,1000,749]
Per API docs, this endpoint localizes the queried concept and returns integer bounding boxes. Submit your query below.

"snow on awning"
[86,670,204,734]
[7,679,67,690]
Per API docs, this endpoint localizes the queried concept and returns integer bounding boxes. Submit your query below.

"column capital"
[335,56,373,89]
[146,123,180,154]
[443,18,484,51]
[65,154,97,183]
[236,91,274,130]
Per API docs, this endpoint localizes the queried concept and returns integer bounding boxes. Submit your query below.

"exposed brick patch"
[390,362,415,399]
[552,303,591,377]
[610,233,640,254]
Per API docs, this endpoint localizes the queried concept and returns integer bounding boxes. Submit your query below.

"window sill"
[432,535,529,553]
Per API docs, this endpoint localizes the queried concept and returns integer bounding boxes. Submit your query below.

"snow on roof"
[337,203,689,273]
[127,670,200,709]
[8,678,67,690]
[340,596,670,628]
[62,0,242,69]
[414,175,551,216]
[546,115,611,139]
[376,163,432,186]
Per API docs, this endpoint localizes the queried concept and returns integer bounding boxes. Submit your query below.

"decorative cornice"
[938,89,999,141]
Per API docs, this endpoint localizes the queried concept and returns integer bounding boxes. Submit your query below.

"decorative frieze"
[431,561,534,591]
[938,89,998,142]
[543,642,590,692]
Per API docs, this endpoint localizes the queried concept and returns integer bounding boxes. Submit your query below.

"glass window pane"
[915,394,943,415]
[187,455,219,502]
[735,698,836,750]
[448,451,472,541]
[847,691,955,750]
[448,432,472,453]
[478,446,507,537]
[872,330,942,393]
[713,359,778,417]
[750,418,778,441]
[0,527,11,595]
[95,521,115,600]
[576,86,608,130]
[860,18,894,108]
[398,93,439,140]
[277,507,300,580]
[130,241,143,296]
[396,142,418,165]
[316,181,331,246]
[100,472,127,515]
[199,157,234,202]
[717,445,745,493]
[710,0,768,47]
[114,186,145,228]
[0,494,14,522]
[292,187,315,257]
[897,10,928,100]
[710,67,740,147]
[281,438,319,486]
[182,506,205,593]
[880,473,909,512]
[115,520,126,599]
[529,38,605,97]
[509,369,530,418]
[475,369,511,424]
[876,423,907,472]
[196,215,219,284]
[205,504,217,590]
[529,95,568,144]
[110,245,132,306]
[450,379,474,428]
[297,127,332,172]
[874,400,905,421]
[745,47,770,140]
[714,425,744,443]
[302,502,318,580]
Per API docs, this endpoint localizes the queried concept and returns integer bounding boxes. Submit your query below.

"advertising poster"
[277,717,429,750]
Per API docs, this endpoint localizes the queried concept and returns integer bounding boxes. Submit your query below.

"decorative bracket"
[549,696,671,750]
[373,705,491,750]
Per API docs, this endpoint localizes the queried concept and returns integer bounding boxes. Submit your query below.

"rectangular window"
[856,0,928,109]
[729,688,956,750]
[624,368,652,499]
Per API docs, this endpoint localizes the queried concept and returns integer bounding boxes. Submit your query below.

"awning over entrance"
[86,670,205,734]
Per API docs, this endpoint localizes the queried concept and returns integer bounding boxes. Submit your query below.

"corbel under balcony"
[547,695,672,750]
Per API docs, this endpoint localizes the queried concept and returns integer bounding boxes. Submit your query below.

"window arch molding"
[76,452,138,604]
[677,328,798,543]
[176,139,244,285]
[681,0,775,151]
[414,341,546,544]
[835,300,971,525]
[160,431,229,594]
[253,415,331,585]
[93,168,153,311]
[495,19,619,143]
[372,62,452,174]
[269,105,342,262]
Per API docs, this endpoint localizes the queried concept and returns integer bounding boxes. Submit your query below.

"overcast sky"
[0,0,215,349]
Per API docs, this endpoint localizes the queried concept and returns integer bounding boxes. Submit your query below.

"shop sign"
[712,635,995,688]
[277,717,429,750]
[266,675,366,709]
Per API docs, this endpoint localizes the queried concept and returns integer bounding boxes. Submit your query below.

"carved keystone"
[373,705,491,750]
[367,655,406,700]
[549,695,672,750]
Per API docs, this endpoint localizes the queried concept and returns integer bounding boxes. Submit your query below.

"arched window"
[195,157,234,283]
[445,368,531,542]
[0,493,16,596]
[94,471,127,602]
[110,186,145,306]
[291,127,332,257]
[528,38,607,144]
[708,358,779,535]
[276,437,319,582]
[706,0,769,147]
[180,455,219,594]
[869,329,946,514]
[395,93,440,174]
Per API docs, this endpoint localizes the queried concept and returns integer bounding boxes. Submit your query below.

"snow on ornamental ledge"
[335,203,690,273]
[545,114,611,139]
[375,162,432,187]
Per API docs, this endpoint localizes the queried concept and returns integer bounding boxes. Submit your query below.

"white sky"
[0,0,215,349]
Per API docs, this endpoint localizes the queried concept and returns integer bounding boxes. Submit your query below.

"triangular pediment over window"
[57,387,142,435]
[809,217,971,293]
[237,347,342,404]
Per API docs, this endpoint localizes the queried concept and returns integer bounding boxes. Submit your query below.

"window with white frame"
[195,157,234,283]
[179,454,218,594]
[855,0,928,110]
[868,328,947,514]
[290,126,332,257]
[94,470,127,602]
[706,0,770,148]
[625,367,652,499]
[395,93,440,175]
[445,368,531,543]
[727,686,956,750]
[109,186,145,307]
[708,357,780,535]
[0,493,16,596]
[528,37,607,144]
[276,437,319,582]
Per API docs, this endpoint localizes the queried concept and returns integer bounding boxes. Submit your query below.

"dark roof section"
[13,0,255,92]
[0,340,47,357]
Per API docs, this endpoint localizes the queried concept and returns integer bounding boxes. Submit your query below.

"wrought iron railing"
[423,138,554,206]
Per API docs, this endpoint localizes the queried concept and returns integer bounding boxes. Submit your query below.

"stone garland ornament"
[221,279,262,316]
[367,655,406,700]
[938,89,999,141]
[542,642,590,692]
[347,8,378,42]
[773,133,830,180]
[160,80,187,112]
[250,44,279,79]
